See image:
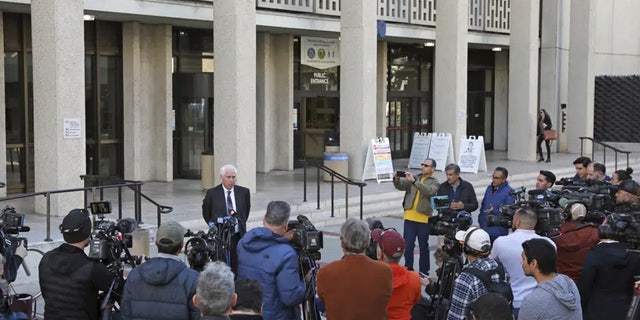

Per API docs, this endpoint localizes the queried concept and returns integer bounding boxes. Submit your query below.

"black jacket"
[537,113,552,136]
[202,184,251,235]
[437,178,479,214]
[38,243,114,320]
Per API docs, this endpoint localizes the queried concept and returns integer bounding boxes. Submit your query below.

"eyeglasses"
[492,176,505,180]
[421,164,433,167]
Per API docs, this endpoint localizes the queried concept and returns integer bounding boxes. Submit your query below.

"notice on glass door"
[63,118,82,139]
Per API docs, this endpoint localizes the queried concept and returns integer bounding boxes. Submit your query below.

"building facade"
[0,0,639,215]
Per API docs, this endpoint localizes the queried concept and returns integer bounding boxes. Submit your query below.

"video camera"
[598,213,640,250]
[0,206,29,235]
[184,223,219,271]
[287,215,323,262]
[87,201,138,268]
[487,189,565,236]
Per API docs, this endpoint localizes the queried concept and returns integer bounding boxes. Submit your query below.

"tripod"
[429,250,463,320]
[300,255,321,320]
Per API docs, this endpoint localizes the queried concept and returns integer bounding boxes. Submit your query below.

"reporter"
[236,201,306,320]
[39,209,116,320]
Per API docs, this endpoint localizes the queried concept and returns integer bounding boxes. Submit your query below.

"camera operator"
[120,220,199,320]
[572,156,591,184]
[489,208,556,318]
[39,209,117,320]
[438,164,479,216]
[612,179,640,212]
[536,170,556,191]
[447,227,510,320]
[371,228,421,320]
[479,167,517,243]
[586,162,610,183]
[392,158,439,275]
[236,201,306,320]
[578,214,640,320]
[317,218,393,320]
[552,203,599,282]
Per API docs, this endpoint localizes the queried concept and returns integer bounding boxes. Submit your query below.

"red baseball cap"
[371,228,405,258]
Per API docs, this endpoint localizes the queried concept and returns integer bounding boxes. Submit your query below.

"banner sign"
[301,36,340,70]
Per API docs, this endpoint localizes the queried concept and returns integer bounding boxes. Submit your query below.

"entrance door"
[387,97,427,158]
[467,69,494,149]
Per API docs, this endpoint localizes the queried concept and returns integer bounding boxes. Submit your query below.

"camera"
[88,202,136,267]
[396,171,406,178]
[0,206,28,235]
[431,195,451,211]
[487,198,565,237]
[287,215,323,262]
[429,210,472,240]
[598,213,640,250]
[185,224,219,271]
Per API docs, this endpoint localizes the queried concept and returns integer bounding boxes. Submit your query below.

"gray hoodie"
[518,273,582,320]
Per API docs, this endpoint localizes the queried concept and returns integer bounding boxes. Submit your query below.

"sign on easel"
[458,136,488,173]
[427,133,455,171]
[408,132,432,169]
[362,137,394,183]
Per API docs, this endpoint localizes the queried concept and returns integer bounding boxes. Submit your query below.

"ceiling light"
[424,42,435,47]
[492,47,502,52]
[83,14,95,21]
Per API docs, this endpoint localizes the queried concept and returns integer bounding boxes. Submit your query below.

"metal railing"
[579,137,632,171]
[300,158,367,220]
[0,178,172,242]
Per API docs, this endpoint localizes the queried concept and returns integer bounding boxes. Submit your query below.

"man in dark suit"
[202,164,251,274]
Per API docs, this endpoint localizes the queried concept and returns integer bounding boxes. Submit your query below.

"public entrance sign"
[362,137,394,183]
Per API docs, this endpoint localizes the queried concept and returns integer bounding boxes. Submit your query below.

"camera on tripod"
[287,215,323,262]
[87,201,136,266]
[598,213,640,250]
[486,195,565,237]
[184,224,219,271]
[429,210,472,239]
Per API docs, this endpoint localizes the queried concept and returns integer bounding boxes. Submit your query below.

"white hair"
[219,164,238,176]
[196,261,235,316]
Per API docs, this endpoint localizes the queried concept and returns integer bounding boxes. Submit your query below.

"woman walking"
[537,109,552,163]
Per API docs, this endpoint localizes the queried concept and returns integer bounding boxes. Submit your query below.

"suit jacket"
[202,184,251,235]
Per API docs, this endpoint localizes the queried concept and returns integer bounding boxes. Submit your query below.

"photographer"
[392,158,439,275]
[236,201,306,320]
[489,208,556,318]
[552,203,599,282]
[438,164,479,216]
[39,209,117,320]
[612,179,640,212]
[120,220,199,320]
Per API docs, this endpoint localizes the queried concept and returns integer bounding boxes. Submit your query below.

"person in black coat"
[202,164,251,274]
[578,239,640,320]
[537,109,553,163]
[437,163,478,216]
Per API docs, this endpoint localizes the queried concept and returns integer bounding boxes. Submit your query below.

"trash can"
[323,152,349,182]
[201,150,215,190]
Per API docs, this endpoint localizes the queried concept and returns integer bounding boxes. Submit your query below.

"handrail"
[0,178,173,242]
[579,137,631,171]
[300,158,367,220]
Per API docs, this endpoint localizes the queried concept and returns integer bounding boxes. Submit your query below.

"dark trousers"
[537,134,551,160]
[403,219,431,275]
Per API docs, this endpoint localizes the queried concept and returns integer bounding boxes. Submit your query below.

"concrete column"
[123,23,173,182]
[32,0,85,215]
[340,1,377,179]
[376,40,388,137]
[214,0,256,191]
[434,0,467,154]
[540,0,570,152]
[493,51,508,151]
[0,12,5,198]
[567,0,596,154]
[507,0,540,161]
[256,33,293,172]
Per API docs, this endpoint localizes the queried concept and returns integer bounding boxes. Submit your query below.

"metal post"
[303,160,307,202]
[359,186,364,220]
[580,139,584,156]
[316,167,320,210]
[331,174,335,218]
[615,153,618,171]
[603,149,606,167]
[118,186,123,220]
[44,193,52,242]
[135,184,142,223]
[157,207,162,227]
[345,183,349,219]
[100,188,104,201]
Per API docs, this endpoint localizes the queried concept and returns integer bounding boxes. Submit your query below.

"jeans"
[403,220,431,275]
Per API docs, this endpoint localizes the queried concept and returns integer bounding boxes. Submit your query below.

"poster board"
[362,137,394,183]
[408,132,432,169]
[427,133,455,171]
[458,136,488,173]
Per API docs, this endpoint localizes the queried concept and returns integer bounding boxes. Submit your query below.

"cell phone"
[396,170,406,178]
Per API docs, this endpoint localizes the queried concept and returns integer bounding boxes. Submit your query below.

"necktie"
[226,190,234,213]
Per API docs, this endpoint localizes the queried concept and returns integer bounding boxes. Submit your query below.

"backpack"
[465,262,514,309]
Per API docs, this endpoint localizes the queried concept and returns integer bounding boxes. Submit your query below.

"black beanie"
[59,209,92,243]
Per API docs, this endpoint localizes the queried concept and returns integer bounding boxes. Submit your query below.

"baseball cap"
[156,221,187,249]
[59,209,92,243]
[371,228,405,258]
[455,227,491,253]
[618,179,640,196]
[569,203,587,221]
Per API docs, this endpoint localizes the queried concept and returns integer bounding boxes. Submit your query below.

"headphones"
[463,227,491,255]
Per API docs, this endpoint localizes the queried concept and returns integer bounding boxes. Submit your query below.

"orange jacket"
[387,263,422,320]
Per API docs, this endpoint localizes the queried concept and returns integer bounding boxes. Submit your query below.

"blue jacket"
[437,178,479,214]
[120,257,200,320]
[237,227,306,320]
[478,182,516,240]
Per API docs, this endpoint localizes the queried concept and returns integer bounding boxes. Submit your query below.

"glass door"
[386,97,427,158]
[175,98,208,177]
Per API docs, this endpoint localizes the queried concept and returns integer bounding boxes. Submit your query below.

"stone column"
[493,51,508,151]
[256,33,293,173]
[376,40,388,137]
[540,0,571,152]
[507,0,540,161]
[32,0,85,215]
[122,23,173,182]
[0,12,5,198]
[567,0,596,154]
[340,1,377,179]
[434,0,467,154]
[214,0,256,191]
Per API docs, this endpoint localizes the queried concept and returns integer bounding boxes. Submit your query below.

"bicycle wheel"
[12,248,45,299]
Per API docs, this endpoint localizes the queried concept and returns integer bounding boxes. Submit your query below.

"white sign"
[427,133,455,171]
[301,36,340,70]
[63,118,82,139]
[362,137,394,183]
[458,136,488,173]
[408,132,432,169]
